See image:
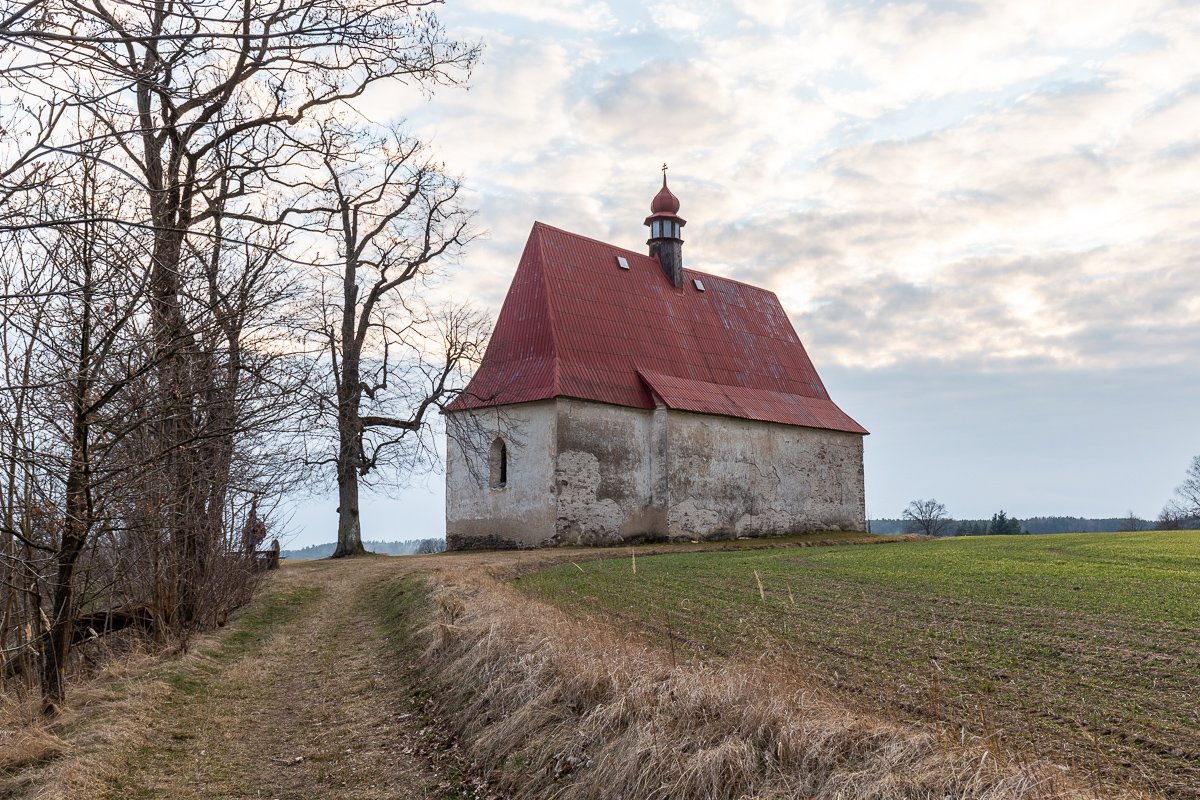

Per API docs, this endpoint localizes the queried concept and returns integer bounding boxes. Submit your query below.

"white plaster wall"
[551,399,665,545]
[445,401,558,549]
[447,399,866,549]
[665,411,866,539]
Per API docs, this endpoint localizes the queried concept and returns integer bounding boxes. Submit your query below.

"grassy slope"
[517,531,1200,799]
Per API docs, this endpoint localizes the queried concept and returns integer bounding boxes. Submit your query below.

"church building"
[443,176,867,549]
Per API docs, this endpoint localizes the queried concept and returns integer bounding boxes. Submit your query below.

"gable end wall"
[445,402,558,549]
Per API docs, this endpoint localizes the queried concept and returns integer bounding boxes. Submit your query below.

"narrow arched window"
[489,438,507,488]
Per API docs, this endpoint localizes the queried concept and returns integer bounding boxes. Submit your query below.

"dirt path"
[99,557,460,800]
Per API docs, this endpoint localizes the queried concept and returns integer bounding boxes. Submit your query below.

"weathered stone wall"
[445,401,558,549]
[665,410,866,539]
[550,399,663,545]
[547,400,864,544]
[446,399,866,549]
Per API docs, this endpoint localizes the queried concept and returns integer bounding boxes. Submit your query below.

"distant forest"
[870,516,1147,536]
[282,539,447,560]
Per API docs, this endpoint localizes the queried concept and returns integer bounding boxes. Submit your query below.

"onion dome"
[644,167,686,231]
[650,174,681,215]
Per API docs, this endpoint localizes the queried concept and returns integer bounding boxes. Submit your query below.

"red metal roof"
[446,222,867,435]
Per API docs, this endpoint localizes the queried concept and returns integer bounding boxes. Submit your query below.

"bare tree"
[1160,455,1200,530]
[294,123,486,558]
[0,142,164,706]
[1118,511,1146,532]
[1,0,479,706]
[1175,456,1200,517]
[1,0,479,615]
[0,136,306,707]
[902,498,954,537]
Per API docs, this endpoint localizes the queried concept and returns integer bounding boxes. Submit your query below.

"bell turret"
[644,167,686,286]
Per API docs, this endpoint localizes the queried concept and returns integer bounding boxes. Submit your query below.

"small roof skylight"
[616,256,630,270]
[693,278,705,291]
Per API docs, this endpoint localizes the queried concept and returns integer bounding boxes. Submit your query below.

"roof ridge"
[681,266,780,295]
[531,220,777,297]
[531,220,652,262]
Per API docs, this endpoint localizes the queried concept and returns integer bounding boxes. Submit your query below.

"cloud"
[360,0,1200,379]
[728,0,794,28]
[796,243,1200,371]
[463,0,618,31]
[578,60,730,146]
[280,0,1200,544]
[647,1,710,33]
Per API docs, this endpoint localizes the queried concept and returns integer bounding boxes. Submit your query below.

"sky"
[285,0,1200,546]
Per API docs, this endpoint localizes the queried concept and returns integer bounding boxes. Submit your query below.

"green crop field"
[516,531,1200,799]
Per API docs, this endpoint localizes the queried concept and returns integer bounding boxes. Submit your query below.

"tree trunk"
[40,426,89,710]
[40,233,95,711]
[332,238,367,558]
[39,544,79,709]
[333,352,366,557]
[333,452,365,557]
[148,211,205,626]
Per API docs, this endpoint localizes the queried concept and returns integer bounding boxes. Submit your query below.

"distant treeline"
[870,516,1146,536]
[282,538,447,560]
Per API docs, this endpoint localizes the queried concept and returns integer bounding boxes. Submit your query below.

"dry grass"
[0,728,68,773]
[0,540,1168,800]
[0,691,68,773]
[0,651,166,800]
[414,557,1148,800]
